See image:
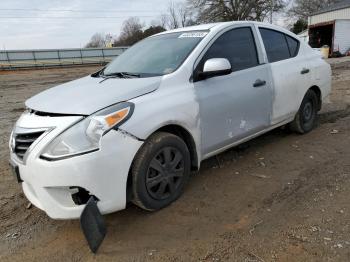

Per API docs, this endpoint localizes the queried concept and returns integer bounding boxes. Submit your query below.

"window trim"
[258,27,301,64]
[193,26,261,80]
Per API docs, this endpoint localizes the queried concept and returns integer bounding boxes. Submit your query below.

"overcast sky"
[0,0,287,51]
[0,0,184,50]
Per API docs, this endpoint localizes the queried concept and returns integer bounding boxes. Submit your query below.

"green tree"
[114,17,144,46]
[291,19,308,34]
[142,26,166,38]
[113,18,166,47]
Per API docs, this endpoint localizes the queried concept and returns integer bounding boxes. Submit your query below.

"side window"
[286,35,299,57]
[200,27,259,72]
[259,28,290,63]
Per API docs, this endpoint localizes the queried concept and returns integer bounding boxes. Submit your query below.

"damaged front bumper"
[9,112,143,219]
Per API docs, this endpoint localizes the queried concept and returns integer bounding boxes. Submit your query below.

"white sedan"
[10,21,331,221]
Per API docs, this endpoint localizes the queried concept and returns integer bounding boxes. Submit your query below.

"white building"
[308,0,350,55]
[298,29,309,43]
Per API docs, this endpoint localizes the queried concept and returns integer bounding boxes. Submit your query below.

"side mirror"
[196,58,232,81]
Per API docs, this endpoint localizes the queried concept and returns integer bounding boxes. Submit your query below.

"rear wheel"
[131,132,190,211]
[289,89,319,134]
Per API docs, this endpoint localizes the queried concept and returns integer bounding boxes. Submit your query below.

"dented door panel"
[195,64,273,156]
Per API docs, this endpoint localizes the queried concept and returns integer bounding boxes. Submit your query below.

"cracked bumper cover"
[10,113,143,219]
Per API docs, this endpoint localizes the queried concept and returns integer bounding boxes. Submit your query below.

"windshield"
[103,31,208,77]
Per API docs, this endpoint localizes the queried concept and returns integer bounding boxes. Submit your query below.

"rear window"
[259,28,300,63]
[259,28,290,63]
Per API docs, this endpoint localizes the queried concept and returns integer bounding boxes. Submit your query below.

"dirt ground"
[0,59,350,262]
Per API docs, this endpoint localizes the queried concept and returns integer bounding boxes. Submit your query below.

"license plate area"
[9,162,23,183]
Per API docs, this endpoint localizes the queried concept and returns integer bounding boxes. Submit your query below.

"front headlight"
[41,102,134,160]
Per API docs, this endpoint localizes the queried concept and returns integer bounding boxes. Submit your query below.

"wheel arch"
[126,124,199,202]
[309,85,322,111]
[154,124,199,171]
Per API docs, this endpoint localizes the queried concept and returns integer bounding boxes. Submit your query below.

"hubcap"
[146,147,185,200]
[302,101,313,124]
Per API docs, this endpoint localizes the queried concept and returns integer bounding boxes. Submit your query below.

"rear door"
[259,28,310,124]
[194,26,273,157]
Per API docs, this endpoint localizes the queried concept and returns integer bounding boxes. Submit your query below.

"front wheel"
[289,89,319,134]
[131,132,191,211]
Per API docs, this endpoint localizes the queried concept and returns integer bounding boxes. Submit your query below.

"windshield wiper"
[101,71,140,78]
[119,72,141,78]
[100,72,141,83]
[98,71,141,83]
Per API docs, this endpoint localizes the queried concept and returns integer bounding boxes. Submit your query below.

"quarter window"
[286,35,299,57]
[200,27,259,72]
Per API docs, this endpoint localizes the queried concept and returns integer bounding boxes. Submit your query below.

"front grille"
[14,131,45,160]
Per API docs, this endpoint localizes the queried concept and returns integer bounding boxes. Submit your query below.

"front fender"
[120,85,202,163]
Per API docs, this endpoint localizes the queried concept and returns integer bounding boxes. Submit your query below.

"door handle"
[301,68,310,74]
[253,79,266,88]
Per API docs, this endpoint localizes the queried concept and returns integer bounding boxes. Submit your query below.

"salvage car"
[9,22,331,221]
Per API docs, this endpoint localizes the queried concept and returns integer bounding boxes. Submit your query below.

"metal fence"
[0,47,128,70]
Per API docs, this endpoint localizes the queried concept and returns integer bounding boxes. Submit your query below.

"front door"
[194,26,273,156]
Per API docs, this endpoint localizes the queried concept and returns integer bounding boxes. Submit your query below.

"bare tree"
[178,2,194,27]
[188,0,287,23]
[159,14,170,29]
[160,1,196,30]
[168,1,180,29]
[85,33,106,48]
[288,0,339,20]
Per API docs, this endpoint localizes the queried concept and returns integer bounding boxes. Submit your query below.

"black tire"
[289,89,319,134]
[131,132,191,211]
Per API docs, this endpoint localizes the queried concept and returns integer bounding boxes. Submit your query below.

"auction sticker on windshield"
[178,32,208,38]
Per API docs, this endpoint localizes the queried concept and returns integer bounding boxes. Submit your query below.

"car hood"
[25,75,162,115]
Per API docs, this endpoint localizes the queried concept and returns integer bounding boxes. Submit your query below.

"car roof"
[159,21,248,34]
[157,21,296,38]
[155,23,219,35]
